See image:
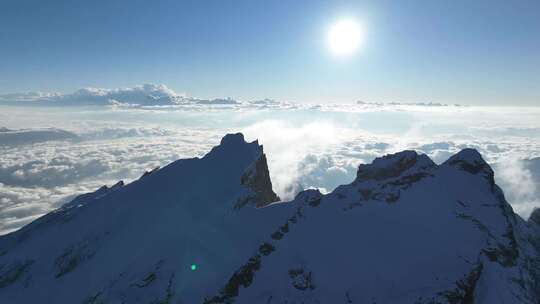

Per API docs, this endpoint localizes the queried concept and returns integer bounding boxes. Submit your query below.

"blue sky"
[1,0,539,105]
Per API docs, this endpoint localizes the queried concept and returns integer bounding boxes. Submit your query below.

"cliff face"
[237,153,280,209]
[0,133,539,304]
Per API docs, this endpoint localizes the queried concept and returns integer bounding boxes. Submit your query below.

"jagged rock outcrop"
[355,150,436,182]
[237,153,280,208]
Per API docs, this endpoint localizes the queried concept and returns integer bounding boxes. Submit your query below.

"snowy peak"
[352,148,495,187]
[205,133,261,160]
[212,133,281,208]
[443,148,495,188]
[355,150,435,182]
[353,148,495,189]
[444,148,492,175]
[220,133,253,148]
[334,151,438,205]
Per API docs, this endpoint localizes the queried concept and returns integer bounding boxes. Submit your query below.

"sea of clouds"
[0,84,539,235]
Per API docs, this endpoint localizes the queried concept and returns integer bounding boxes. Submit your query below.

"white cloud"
[0,84,182,105]
[241,120,359,198]
[494,158,540,218]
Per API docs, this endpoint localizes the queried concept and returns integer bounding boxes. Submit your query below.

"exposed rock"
[529,208,540,226]
[240,153,280,208]
[288,267,316,291]
[55,237,98,278]
[0,260,33,288]
[439,263,483,304]
[293,189,323,207]
[204,254,262,304]
[355,150,435,182]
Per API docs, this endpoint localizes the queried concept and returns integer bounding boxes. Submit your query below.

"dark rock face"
[530,208,540,226]
[356,150,435,182]
[343,152,436,208]
[238,153,280,208]
[289,267,316,291]
[294,189,323,207]
[55,237,98,278]
[439,263,483,304]
[0,260,33,288]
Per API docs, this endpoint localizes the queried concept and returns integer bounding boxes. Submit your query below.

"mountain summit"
[0,134,539,303]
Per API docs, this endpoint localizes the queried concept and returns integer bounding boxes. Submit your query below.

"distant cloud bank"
[0,84,181,105]
[0,84,247,106]
[0,83,466,108]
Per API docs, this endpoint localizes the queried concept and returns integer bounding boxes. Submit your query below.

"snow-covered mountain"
[0,133,539,303]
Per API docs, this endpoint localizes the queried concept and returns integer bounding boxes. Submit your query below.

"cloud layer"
[1,101,540,235]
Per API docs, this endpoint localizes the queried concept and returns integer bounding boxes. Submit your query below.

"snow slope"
[0,134,539,303]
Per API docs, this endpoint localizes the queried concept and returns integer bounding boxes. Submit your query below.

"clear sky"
[1,0,539,105]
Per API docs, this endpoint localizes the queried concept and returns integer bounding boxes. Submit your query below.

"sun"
[327,19,364,56]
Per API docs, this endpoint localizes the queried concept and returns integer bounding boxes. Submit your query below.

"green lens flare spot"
[190,264,197,271]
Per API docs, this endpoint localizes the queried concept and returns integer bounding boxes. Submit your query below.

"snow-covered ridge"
[0,133,539,303]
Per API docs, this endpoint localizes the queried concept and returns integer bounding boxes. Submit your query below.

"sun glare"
[327,19,364,56]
